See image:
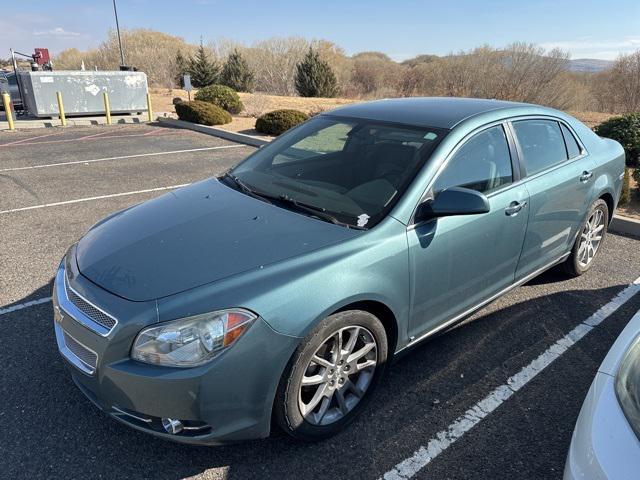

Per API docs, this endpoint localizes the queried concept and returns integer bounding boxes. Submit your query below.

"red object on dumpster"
[33,48,50,66]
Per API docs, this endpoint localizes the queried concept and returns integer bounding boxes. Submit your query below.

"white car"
[565,306,640,478]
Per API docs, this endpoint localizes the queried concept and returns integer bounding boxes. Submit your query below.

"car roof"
[324,97,532,129]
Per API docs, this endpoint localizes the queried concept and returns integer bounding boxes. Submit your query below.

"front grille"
[62,330,98,371]
[65,277,117,331]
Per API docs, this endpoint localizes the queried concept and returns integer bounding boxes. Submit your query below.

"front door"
[407,124,529,340]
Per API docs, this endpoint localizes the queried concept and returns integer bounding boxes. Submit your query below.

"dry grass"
[152,88,616,130]
[567,111,616,129]
[618,170,640,219]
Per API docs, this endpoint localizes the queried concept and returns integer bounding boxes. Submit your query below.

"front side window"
[512,119,568,175]
[433,125,513,195]
[228,116,447,228]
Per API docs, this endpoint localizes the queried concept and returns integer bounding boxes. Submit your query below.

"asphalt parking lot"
[1,124,640,480]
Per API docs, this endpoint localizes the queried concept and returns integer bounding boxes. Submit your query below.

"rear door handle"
[505,201,527,216]
[579,171,593,183]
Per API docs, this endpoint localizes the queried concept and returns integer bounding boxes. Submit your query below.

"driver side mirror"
[415,187,490,223]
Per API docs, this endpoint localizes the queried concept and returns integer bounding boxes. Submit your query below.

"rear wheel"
[562,198,608,276]
[274,310,387,441]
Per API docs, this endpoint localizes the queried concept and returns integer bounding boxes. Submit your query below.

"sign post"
[183,74,192,101]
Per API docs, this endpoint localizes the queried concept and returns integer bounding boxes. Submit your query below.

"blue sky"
[2,0,639,60]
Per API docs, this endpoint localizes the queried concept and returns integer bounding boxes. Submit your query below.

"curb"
[610,215,640,238]
[1,114,148,131]
[158,117,269,147]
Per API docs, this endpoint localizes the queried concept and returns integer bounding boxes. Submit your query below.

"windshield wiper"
[277,194,366,230]
[222,173,272,204]
[222,174,365,229]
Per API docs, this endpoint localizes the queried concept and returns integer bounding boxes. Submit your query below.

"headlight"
[131,309,256,367]
[615,336,640,440]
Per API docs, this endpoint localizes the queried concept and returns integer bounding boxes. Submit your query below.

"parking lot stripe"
[382,276,640,480]
[0,296,52,316]
[0,129,177,148]
[0,184,190,215]
[0,145,248,173]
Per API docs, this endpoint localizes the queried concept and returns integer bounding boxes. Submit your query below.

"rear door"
[510,118,596,280]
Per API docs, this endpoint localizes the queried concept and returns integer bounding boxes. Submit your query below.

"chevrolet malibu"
[53,98,625,444]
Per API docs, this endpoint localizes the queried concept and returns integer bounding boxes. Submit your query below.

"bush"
[295,48,338,97]
[255,109,309,135]
[174,100,231,125]
[172,97,183,105]
[594,114,640,168]
[220,49,254,92]
[194,84,244,114]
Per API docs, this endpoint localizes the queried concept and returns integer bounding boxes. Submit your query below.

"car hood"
[76,178,361,301]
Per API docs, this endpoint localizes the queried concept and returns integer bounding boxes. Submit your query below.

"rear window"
[560,123,582,159]
[512,120,567,176]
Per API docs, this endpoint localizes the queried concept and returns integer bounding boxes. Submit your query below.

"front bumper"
[564,372,640,479]
[53,256,299,445]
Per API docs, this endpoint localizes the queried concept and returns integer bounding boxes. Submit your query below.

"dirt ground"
[151,88,615,130]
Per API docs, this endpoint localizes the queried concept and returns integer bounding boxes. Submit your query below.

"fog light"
[162,417,184,434]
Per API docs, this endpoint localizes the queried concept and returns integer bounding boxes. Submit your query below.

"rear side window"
[560,123,582,159]
[433,125,513,195]
[512,120,567,176]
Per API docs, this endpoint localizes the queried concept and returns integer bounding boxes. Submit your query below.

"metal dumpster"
[18,71,148,118]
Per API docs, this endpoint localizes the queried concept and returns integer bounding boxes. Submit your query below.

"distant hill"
[568,59,613,73]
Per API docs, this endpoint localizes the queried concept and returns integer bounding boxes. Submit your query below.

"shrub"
[194,84,244,114]
[172,97,183,105]
[220,49,255,92]
[594,114,640,168]
[174,100,231,125]
[255,109,309,135]
[295,48,338,97]
[634,167,640,186]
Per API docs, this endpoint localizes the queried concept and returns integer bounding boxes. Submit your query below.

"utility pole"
[112,0,125,67]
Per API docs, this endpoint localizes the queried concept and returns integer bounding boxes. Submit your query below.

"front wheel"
[274,310,388,441]
[562,198,608,276]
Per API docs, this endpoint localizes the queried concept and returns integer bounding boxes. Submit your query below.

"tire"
[274,310,388,441]
[562,198,609,276]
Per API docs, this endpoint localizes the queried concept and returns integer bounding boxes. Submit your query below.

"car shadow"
[0,280,634,480]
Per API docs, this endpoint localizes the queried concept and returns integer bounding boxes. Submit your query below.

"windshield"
[226,115,447,229]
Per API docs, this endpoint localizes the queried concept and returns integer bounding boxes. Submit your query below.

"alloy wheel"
[298,326,378,426]
[577,208,605,268]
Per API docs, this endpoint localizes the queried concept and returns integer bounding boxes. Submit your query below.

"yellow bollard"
[56,91,67,127]
[146,92,153,122]
[2,93,15,131]
[103,91,112,125]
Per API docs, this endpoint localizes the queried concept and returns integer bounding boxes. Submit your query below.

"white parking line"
[0,145,248,173]
[0,296,52,316]
[0,184,190,215]
[382,276,640,480]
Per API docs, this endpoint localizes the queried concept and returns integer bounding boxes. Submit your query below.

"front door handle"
[579,171,593,183]
[505,200,527,216]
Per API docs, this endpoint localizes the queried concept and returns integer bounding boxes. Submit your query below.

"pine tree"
[174,50,189,87]
[188,41,219,88]
[220,49,255,92]
[295,48,338,98]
